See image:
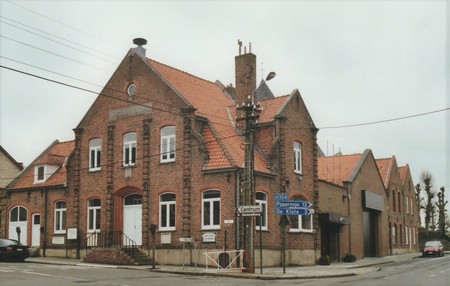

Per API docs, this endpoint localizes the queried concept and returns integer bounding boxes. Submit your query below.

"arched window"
[54,201,67,233]
[161,126,175,162]
[255,191,268,230]
[159,193,176,230]
[293,142,302,174]
[87,199,101,232]
[202,190,220,229]
[89,138,102,171]
[10,206,27,222]
[289,195,312,232]
[123,132,137,166]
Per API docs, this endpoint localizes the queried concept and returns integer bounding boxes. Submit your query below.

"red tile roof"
[376,157,393,188]
[398,165,409,184]
[317,153,363,186]
[8,140,74,190]
[148,59,286,173]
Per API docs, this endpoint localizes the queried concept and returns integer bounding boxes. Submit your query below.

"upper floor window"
[89,138,101,171]
[159,193,176,231]
[397,192,401,212]
[54,201,67,233]
[87,199,101,232]
[293,142,302,174]
[123,132,137,167]
[34,165,45,183]
[161,126,175,163]
[410,197,414,215]
[392,190,396,212]
[202,190,220,230]
[289,195,312,232]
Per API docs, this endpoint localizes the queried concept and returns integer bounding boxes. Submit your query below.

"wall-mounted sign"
[179,237,192,243]
[52,236,64,245]
[67,228,78,240]
[202,232,216,243]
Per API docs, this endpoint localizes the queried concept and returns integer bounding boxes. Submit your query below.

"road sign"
[274,193,288,201]
[275,200,312,209]
[275,208,314,215]
[237,205,262,214]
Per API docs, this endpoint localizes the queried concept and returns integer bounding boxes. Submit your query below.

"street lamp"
[237,71,275,273]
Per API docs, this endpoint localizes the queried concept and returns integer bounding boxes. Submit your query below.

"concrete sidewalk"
[26,252,422,280]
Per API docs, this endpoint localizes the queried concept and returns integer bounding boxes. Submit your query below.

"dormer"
[34,164,59,184]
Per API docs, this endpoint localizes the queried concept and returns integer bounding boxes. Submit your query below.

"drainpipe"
[235,170,240,251]
[343,181,352,255]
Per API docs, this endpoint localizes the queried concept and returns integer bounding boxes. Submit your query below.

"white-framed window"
[159,193,176,231]
[54,201,66,233]
[161,126,175,162]
[34,165,45,183]
[89,138,102,171]
[202,190,220,230]
[255,191,268,230]
[406,196,409,214]
[410,197,414,215]
[87,199,101,232]
[289,195,312,232]
[123,132,137,166]
[293,142,302,174]
[10,206,27,222]
[392,224,397,244]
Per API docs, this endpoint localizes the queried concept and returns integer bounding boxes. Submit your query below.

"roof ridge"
[320,153,362,159]
[148,58,216,86]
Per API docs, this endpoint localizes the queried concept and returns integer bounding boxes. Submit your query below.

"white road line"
[21,271,55,277]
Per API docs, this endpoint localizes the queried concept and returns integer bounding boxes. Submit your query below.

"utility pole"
[237,98,261,273]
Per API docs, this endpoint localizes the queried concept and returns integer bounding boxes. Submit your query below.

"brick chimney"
[235,40,256,111]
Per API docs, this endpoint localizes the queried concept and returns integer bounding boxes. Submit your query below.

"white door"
[123,194,142,245]
[9,206,28,245]
[32,214,41,247]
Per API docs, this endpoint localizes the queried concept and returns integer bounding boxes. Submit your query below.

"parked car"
[422,240,444,257]
[0,238,30,262]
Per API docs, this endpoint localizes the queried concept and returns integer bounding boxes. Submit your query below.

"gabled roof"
[318,153,363,187]
[146,58,288,173]
[0,145,24,171]
[376,157,394,189]
[8,140,74,190]
[398,164,411,185]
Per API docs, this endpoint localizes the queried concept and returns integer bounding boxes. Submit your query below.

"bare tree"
[421,171,435,233]
[415,183,424,225]
[436,187,448,237]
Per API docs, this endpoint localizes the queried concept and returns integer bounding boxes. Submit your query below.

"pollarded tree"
[436,187,448,237]
[421,171,435,233]
[415,184,424,225]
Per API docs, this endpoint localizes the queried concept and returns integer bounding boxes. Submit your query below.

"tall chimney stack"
[235,40,256,119]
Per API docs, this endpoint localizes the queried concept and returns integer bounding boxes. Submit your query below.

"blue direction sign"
[274,193,288,201]
[275,208,313,215]
[275,201,312,209]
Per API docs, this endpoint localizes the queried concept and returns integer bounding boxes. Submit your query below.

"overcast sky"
[1,1,448,211]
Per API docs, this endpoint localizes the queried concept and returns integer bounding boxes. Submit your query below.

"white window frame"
[123,132,137,167]
[255,191,268,231]
[89,138,102,171]
[160,126,175,163]
[54,201,67,233]
[410,197,414,215]
[289,195,313,233]
[293,142,302,174]
[202,190,220,230]
[159,193,176,231]
[87,199,101,232]
[34,165,45,183]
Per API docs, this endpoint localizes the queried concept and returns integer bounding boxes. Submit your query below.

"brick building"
[0,145,24,238]
[5,140,74,254]
[32,39,321,266]
[377,157,419,254]
[318,150,390,260]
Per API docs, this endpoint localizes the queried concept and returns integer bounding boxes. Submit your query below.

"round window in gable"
[127,83,136,97]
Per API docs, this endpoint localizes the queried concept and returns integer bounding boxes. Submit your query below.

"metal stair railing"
[85,231,137,258]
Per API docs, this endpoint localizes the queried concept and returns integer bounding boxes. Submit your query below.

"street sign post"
[274,208,314,215]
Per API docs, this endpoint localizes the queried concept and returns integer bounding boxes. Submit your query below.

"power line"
[0,19,117,64]
[319,108,449,129]
[0,35,112,73]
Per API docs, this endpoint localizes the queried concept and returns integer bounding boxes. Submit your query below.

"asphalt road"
[0,255,448,286]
